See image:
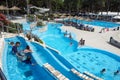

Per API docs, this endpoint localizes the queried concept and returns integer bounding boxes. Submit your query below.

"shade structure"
[9,6,21,10]
[9,6,21,16]
[30,6,50,13]
[113,16,120,19]
[0,5,9,10]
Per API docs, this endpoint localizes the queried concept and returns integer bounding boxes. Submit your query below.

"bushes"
[33,35,44,44]
[48,14,54,20]
[25,33,44,44]
[8,22,23,33]
[26,33,31,40]
[37,20,45,27]
[26,15,35,22]
[0,13,23,33]
[0,13,9,26]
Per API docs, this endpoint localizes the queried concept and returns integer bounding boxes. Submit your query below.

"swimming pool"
[67,18,120,28]
[2,36,37,80]
[23,23,120,80]
[64,48,120,80]
[2,36,81,80]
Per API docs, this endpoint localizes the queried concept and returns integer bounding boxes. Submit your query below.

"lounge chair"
[43,63,69,80]
[84,71,103,80]
[71,68,93,80]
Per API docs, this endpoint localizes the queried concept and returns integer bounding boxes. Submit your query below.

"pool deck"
[62,25,120,55]
[0,33,18,68]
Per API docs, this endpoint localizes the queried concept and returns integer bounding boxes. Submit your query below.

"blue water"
[22,23,120,80]
[3,36,55,80]
[3,37,36,80]
[3,22,119,80]
[3,36,80,80]
[64,48,120,80]
[68,18,120,28]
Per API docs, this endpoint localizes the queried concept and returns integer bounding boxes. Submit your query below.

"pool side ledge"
[0,38,5,68]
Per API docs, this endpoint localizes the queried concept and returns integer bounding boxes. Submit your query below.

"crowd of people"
[64,30,73,45]
[10,42,34,65]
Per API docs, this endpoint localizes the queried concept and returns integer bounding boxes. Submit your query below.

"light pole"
[26,0,30,15]
[5,0,9,19]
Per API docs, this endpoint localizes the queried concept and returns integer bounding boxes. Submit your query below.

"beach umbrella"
[10,6,21,10]
[0,5,9,10]
[10,6,21,15]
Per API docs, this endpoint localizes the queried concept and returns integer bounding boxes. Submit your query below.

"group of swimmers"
[101,68,120,75]
[64,30,73,45]
[64,30,85,46]
[79,38,85,46]
[10,42,34,65]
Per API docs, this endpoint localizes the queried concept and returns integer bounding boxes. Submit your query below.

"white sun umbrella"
[113,16,120,19]
[10,6,21,10]
[0,5,9,10]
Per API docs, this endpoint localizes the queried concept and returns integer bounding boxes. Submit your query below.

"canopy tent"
[9,6,21,10]
[30,6,50,13]
[113,16,120,19]
[98,12,120,16]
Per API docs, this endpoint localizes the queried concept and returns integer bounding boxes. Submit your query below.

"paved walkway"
[62,26,120,55]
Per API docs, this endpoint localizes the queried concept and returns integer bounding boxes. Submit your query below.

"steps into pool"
[71,68,93,80]
[83,71,103,80]
[43,63,69,80]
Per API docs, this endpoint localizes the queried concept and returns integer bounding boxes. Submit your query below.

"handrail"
[0,68,7,80]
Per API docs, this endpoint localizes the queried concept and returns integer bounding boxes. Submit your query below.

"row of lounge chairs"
[57,21,94,32]
[43,63,69,80]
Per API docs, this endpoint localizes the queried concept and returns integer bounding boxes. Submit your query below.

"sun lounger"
[84,71,103,80]
[71,68,93,80]
[43,63,69,80]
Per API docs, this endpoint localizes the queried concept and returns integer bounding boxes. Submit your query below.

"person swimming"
[64,30,68,36]
[69,33,72,39]
[22,45,34,65]
[9,42,14,46]
[100,68,106,73]
[114,70,119,75]
[12,42,20,55]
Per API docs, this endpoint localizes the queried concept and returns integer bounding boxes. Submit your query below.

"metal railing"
[0,21,23,38]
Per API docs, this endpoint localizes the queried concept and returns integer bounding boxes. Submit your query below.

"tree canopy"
[0,0,120,13]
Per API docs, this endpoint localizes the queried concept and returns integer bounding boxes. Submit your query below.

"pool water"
[64,49,120,80]
[42,35,78,54]
[22,23,120,80]
[68,18,120,28]
[3,36,80,80]
[3,37,35,80]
